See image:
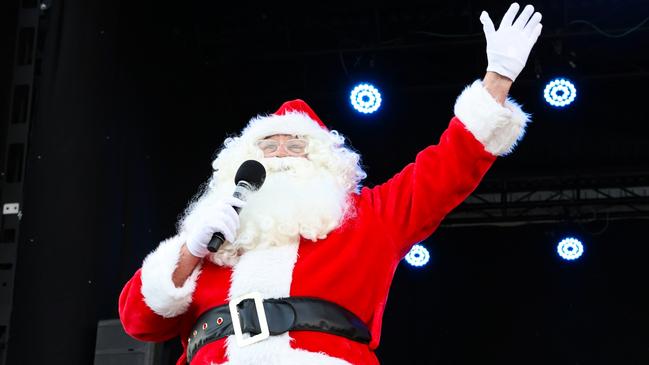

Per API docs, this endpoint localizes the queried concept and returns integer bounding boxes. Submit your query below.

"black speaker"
[94,319,162,365]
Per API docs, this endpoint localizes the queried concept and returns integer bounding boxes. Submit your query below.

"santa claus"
[119,3,543,364]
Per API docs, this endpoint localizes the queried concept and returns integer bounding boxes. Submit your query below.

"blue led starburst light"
[405,244,430,267]
[544,78,577,107]
[350,83,382,114]
[557,237,584,261]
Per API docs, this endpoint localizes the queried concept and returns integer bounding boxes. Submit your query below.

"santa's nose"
[275,145,289,157]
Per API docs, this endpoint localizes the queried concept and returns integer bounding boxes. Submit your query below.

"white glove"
[480,3,543,81]
[185,196,246,258]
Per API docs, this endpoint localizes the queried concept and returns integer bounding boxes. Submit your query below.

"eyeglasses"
[256,138,308,156]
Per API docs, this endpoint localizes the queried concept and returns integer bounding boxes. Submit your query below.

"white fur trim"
[240,111,329,142]
[140,234,201,318]
[454,79,531,156]
[223,334,352,365]
[224,244,351,365]
[228,244,298,300]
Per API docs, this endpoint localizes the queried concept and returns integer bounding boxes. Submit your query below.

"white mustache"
[262,156,311,173]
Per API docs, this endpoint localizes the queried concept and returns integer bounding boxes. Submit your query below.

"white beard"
[208,157,351,267]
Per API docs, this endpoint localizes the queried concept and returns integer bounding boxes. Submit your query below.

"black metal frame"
[444,172,649,226]
[0,1,42,363]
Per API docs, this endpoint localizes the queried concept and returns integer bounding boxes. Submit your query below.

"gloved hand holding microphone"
[185,196,246,258]
[184,159,266,259]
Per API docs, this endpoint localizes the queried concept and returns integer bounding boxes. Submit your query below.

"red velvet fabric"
[119,117,497,364]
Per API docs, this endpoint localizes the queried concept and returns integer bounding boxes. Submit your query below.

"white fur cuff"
[454,79,531,156]
[140,234,201,318]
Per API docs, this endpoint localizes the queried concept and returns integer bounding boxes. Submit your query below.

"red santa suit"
[119,80,529,365]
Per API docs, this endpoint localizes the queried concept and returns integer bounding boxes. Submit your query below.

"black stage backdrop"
[4,0,649,364]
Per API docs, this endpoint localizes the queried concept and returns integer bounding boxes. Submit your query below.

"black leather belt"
[186,294,371,363]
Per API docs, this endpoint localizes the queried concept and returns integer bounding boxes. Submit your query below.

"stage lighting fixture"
[350,83,382,114]
[557,237,584,261]
[404,244,430,267]
[544,78,577,107]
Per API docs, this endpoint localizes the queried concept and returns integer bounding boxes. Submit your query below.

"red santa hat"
[238,99,331,142]
[273,99,328,131]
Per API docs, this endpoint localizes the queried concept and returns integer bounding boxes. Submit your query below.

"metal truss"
[442,172,649,227]
[0,3,43,364]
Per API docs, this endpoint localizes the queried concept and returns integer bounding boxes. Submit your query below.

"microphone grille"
[234,160,266,188]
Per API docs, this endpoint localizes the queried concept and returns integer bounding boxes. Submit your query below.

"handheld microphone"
[206,160,266,253]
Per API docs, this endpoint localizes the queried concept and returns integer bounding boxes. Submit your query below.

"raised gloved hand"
[480,3,543,82]
[185,196,246,258]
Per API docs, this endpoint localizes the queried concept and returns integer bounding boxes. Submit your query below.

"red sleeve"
[366,117,497,258]
[118,269,183,342]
